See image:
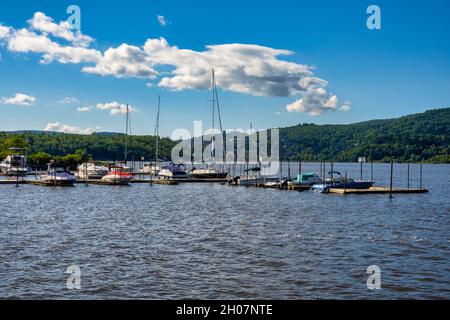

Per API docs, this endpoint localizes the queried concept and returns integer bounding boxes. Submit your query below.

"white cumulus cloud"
[96,101,136,115]
[7,28,101,64]
[0,12,350,116]
[1,93,36,106]
[340,101,351,112]
[44,122,99,134]
[0,24,11,40]
[82,44,158,78]
[28,12,94,47]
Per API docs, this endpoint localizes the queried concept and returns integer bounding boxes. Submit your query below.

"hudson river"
[0,163,449,299]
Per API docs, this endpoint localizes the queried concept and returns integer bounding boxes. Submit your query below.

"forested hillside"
[279,108,449,163]
[1,108,449,164]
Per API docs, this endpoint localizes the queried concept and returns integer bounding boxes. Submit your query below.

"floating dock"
[287,184,312,191]
[328,186,428,194]
[0,178,225,186]
[0,180,26,185]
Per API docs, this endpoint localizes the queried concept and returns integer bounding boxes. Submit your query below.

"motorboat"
[264,178,291,188]
[139,163,161,175]
[235,167,278,186]
[101,166,133,185]
[0,154,28,176]
[292,172,322,186]
[190,166,228,179]
[158,162,188,179]
[40,163,77,186]
[311,171,374,193]
[77,162,109,180]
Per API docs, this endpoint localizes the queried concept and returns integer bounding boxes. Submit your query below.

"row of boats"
[1,154,375,191]
[230,167,374,192]
[0,154,229,185]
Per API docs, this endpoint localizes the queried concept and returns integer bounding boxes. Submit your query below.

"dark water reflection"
[0,163,449,299]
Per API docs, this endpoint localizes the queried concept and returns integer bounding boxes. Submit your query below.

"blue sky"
[0,0,449,136]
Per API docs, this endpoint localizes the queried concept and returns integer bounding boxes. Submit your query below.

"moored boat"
[101,166,133,185]
[292,172,322,186]
[0,154,28,176]
[158,162,188,179]
[0,148,28,177]
[40,162,76,186]
[235,167,278,186]
[190,166,228,179]
[77,162,109,180]
[139,163,161,175]
[311,171,374,193]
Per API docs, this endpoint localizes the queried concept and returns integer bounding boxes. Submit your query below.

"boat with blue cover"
[158,162,188,179]
[311,171,374,193]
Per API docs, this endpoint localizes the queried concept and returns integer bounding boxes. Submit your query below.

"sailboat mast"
[124,104,129,163]
[155,95,160,164]
[211,69,215,165]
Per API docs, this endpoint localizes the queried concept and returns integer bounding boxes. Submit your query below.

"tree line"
[1,108,449,166]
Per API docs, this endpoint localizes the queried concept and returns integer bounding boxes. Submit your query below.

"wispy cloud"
[96,101,136,115]
[58,96,79,104]
[76,106,92,112]
[0,93,36,106]
[157,15,168,26]
[44,122,99,134]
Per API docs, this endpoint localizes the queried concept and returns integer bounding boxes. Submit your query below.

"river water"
[0,162,449,299]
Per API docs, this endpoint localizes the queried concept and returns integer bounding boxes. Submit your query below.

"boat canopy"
[296,172,320,182]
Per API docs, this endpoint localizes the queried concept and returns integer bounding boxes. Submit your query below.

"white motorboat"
[40,163,77,186]
[234,166,278,186]
[158,162,188,179]
[0,154,28,176]
[77,163,109,180]
[139,163,161,175]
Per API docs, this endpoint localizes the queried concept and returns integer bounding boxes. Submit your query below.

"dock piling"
[371,161,374,182]
[288,160,291,180]
[389,161,394,199]
[407,163,410,189]
[360,161,363,181]
[419,163,423,189]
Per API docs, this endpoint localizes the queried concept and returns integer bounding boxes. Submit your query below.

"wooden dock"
[28,180,75,187]
[328,186,428,194]
[0,180,26,185]
[287,184,312,191]
[151,179,179,185]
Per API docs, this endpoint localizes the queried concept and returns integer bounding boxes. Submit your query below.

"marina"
[0,161,431,197]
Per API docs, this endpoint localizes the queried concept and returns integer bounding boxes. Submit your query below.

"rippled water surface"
[0,163,449,299]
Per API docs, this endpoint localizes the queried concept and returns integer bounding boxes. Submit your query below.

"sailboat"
[191,69,228,180]
[140,96,162,175]
[101,104,133,184]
